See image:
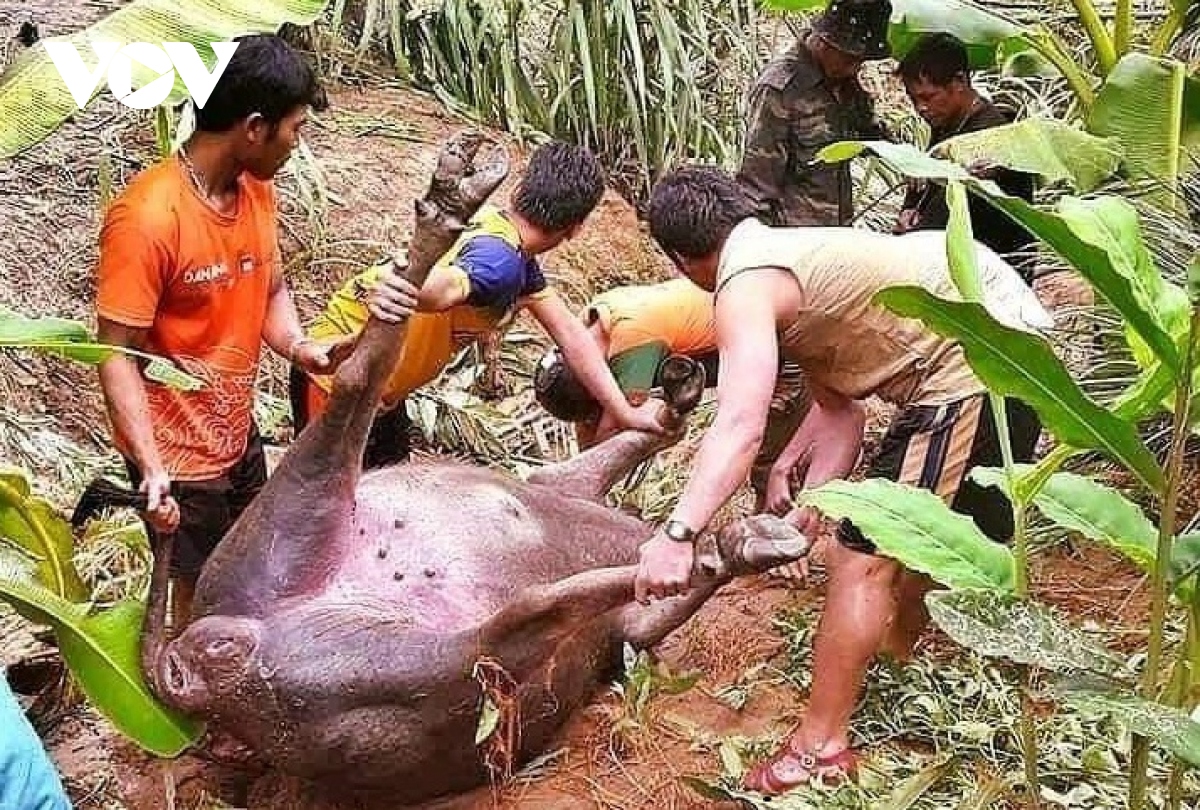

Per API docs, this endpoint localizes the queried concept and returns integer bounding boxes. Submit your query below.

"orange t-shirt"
[96,159,280,481]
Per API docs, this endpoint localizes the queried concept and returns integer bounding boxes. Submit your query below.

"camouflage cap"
[813,0,892,60]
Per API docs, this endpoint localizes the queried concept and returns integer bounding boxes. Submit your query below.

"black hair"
[512,141,605,233]
[897,33,970,86]
[194,34,328,133]
[648,166,759,259]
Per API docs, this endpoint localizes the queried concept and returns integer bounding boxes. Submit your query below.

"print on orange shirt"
[96,159,280,481]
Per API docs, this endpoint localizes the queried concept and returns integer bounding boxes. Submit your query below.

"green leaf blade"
[971,466,1157,571]
[800,479,1016,592]
[876,288,1164,491]
[0,551,201,757]
[0,0,334,159]
[927,589,1124,674]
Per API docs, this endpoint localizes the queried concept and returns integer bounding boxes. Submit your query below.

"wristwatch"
[663,519,697,544]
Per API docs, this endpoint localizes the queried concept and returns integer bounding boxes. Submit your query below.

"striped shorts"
[838,395,1042,552]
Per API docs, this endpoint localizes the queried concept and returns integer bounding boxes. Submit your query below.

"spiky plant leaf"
[926,589,1123,674]
[0,547,202,756]
[0,307,202,390]
[1056,680,1200,766]
[937,118,1123,193]
[800,479,1016,591]
[0,0,333,159]
[875,288,1164,491]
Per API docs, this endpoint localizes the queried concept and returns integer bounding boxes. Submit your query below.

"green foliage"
[1058,682,1200,768]
[825,142,1181,379]
[1087,53,1200,208]
[972,466,1157,571]
[925,590,1124,675]
[395,0,755,200]
[876,288,1163,491]
[761,0,1023,69]
[0,472,202,757]
[0,0,334,159]
[935,118,1123,194]
[799,479,1016,592]
[0,307,202,391]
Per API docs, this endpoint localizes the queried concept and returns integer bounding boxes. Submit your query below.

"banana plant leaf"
[0,0,333,159]
[760,0,1026,68]
[1087,52,1200,210]
[0,468,88,602]
[936,118,1123,193]
[799,479,1016,591]
[877,288,1165,492]
[0,306,202,390]
[0,548,202,757]
[821,141,1179,377]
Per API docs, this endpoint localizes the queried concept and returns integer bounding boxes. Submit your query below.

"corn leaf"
[926,589,1124,674]
[0,548,203,757]
[799,479,1016,591]
[0,0,333,159]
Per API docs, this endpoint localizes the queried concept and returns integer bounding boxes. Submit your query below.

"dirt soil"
[0,14,1158,810]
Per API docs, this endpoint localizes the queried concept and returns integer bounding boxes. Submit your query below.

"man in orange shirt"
[95,35,346,626]
[533,278,811,504]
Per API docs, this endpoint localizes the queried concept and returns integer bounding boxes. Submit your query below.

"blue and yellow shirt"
[307,206,549,407]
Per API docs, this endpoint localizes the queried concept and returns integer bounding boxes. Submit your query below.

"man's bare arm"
[97,318,177,529]
[526,291,662,434]
[669,272,784,532]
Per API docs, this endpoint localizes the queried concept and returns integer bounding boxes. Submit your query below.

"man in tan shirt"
[632,166,1049,793]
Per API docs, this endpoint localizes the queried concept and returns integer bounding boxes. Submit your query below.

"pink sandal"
[742,743,858,795]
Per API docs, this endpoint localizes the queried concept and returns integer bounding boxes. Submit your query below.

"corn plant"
[800,122,1200,808]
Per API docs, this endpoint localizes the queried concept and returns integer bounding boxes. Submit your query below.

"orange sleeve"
[96,198,173,329]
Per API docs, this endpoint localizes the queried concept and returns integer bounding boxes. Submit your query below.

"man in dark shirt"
[737,0,893,227]
[894,33,1035,269]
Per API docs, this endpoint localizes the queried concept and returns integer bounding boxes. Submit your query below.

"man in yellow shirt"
[290,142,662,466]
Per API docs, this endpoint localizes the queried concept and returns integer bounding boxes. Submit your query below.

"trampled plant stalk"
[1166,602,1200,809]
[1129,304,1200,810]
[944,181,1040,802]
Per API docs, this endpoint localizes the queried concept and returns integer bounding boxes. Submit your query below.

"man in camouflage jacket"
[738,0,893,226]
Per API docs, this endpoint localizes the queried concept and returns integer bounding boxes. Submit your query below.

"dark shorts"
[125,426,267,582]
[608,343,720,397]
[838,395,1042,553]
[288,365,412,470]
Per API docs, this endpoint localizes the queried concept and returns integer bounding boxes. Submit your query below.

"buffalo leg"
[526,355,707,502]
[192,134,509,619]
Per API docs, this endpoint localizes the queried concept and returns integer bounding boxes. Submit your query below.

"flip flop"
[742,743,858,795]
